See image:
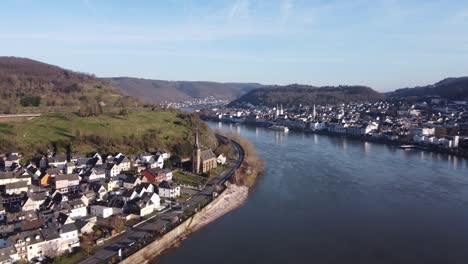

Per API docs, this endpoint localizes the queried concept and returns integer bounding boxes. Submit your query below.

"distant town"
[0,131,234,263]
[161,96,229,109]
[200,97,468,157]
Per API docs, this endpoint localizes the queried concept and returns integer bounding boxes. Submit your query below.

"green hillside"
[0,109,216,159]
[0,57,140,114]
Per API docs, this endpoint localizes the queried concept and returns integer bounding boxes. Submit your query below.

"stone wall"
[120,189,229,264]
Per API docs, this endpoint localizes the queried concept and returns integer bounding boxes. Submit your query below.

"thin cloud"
[229,0,250,22]
[281,0,294,24]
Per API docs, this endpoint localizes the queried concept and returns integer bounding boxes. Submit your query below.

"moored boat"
[269,125,289,132]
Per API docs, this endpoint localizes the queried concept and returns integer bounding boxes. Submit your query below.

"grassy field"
[173,171,208,187]
[0,109,216,160]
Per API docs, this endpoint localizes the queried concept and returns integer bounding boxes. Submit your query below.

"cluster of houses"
[205,98,468,151]
[0,150,185,263]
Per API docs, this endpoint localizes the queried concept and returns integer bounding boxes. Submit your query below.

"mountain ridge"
[228,84,384,107]
[386,77,468,100]
[105,77,263,103]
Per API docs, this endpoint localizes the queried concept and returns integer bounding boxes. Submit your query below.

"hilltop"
[0,57,216,159]
[228,84,383,107]
[0,57,139,114]
[387,77,468,100]
[105,77,262,103]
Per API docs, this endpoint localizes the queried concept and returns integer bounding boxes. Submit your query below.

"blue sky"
[1,0,467,91]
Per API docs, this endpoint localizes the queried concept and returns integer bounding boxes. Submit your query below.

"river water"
[156,122,468,264]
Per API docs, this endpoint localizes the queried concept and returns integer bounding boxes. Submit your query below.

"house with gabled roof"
[39,173,51,187]
[48,155,67,170]
[158,181,180,198]
[4,153,21,169]
[1,181,28,195]
[21,192,47,212]
[0,169,31,186]
[123,175,141,189]
[55,174,80,194]
[63,199,87,220]
[90,182,108,201]
[65,162,76,174]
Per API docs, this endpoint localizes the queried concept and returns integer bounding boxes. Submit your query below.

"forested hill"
[0,57,135,113]
[387,77,468,100]
[228,84,383,107]
[105,77,263,103]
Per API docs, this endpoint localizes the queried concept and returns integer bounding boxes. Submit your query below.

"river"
[156,122,468,264]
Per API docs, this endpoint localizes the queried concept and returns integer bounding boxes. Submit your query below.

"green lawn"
[0,109,216,160]
[173,171,208,187]
[53,250,87,264]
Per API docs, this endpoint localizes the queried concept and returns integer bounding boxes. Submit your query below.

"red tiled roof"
[141,170,156,182]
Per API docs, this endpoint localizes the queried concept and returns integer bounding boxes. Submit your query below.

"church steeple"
[193,128,201,174]
[313,104,316,120]
[194,128,200,149]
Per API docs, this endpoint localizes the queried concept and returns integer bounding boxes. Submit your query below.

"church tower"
[192,129,201,174]
[313,104,317,120]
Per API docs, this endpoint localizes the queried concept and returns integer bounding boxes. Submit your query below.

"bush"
[20,96,41,107]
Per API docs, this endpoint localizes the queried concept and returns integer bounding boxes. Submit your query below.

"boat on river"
[269,125,289,132]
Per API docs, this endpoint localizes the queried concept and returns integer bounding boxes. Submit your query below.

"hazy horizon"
[1,0,468,92]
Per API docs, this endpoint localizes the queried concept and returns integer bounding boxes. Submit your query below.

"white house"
[105,163,121,178]
[140,153,153,163]
[4,153,21,168]
[4,181,28,195]
[217,154,227,165]
[138,193,161,217]
[158,181,180,199]
[65,162,75,174]
[68,200,87,220]
[22,193,46,212]
[311,122,327,131]
[90,205,122,219]
[139,202,154,217]
[163,169,173,181]
[48,155,67,170]
[148,155,164,169]
[55,174,80,194]
[109,153,131,172]
[156,151,171,160]
[0,170,31,186]
[58,223,80,252]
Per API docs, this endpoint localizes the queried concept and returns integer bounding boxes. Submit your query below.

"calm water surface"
[156,122,468,264]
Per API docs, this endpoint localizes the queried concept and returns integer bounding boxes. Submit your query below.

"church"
[192,130,217,174]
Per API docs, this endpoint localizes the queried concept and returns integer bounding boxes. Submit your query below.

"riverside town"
[0,131,242,263]
[199,97,468,158]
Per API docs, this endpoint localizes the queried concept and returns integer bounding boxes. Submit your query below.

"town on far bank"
[199,97,468,157]
[0,130,235,263]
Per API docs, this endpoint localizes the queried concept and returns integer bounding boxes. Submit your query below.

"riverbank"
[204,117,468,159]
[310,129,468,159]
[117,134,260,263]
[218,131,265,188]
[121,184,249,264]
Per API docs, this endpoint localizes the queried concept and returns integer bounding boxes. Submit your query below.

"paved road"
[79,136,244,264]
[0,114,41,118]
